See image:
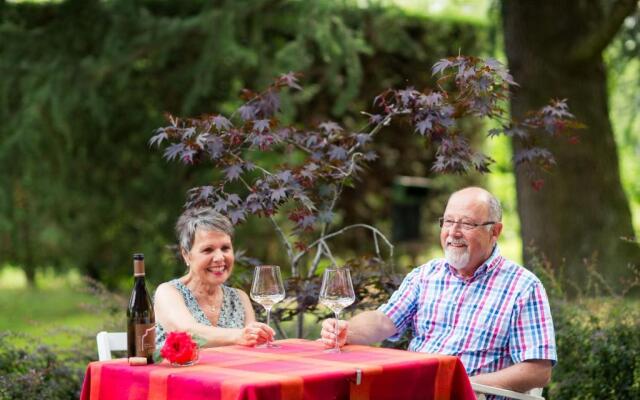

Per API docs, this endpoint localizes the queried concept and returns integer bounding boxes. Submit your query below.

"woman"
[154,207,274,348]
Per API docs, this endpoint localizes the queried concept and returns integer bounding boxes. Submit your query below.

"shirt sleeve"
[509,280,557,365]
[377,265,423,341]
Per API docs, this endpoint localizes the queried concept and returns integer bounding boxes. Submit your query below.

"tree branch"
[569,0,638,62]
[294,223,395,276]
[306,184,342,278]
[268,216,296,276]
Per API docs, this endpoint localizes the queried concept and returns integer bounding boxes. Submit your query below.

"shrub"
[530,253,640,399]
[0,332,86,400]
[548,301,640,400]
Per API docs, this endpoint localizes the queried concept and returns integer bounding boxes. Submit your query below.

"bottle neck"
[133,259,145,276]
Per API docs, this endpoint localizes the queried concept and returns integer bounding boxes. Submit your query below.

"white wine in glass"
[250,265,285,348]
[319,267,355,353]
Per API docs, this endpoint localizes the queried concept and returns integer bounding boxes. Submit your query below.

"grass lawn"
[0,266,116,348]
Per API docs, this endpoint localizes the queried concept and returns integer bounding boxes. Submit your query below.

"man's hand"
[320,318,348,348]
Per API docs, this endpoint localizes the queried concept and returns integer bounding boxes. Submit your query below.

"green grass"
[0,266,114,348]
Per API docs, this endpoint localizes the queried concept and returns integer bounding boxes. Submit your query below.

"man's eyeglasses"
[438,218,496,231]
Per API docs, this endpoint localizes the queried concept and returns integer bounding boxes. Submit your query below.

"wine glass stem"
[265,306,272,345]
[334,311,341,351]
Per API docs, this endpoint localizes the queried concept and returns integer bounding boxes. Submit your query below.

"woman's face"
[182,229,234,286]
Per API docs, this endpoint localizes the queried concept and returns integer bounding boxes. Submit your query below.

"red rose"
[160,332,198,364]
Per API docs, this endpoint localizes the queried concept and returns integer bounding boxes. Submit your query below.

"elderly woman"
[154,207,274,348]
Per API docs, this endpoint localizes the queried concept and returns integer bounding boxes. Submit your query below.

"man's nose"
[445,223,464,235]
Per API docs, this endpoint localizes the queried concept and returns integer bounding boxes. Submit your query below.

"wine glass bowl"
[319,267,355,353]
[250,265,285,348]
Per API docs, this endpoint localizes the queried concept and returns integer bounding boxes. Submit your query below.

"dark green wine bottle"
[127,253,155,364]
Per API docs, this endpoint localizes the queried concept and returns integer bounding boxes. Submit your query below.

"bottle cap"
[133,253,144,260]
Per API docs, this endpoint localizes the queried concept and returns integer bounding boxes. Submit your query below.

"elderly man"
[320,187,556,393]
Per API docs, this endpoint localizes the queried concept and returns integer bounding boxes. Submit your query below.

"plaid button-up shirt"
[378,246,557,376]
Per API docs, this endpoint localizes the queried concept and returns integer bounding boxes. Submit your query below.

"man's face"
[439,190,502,277]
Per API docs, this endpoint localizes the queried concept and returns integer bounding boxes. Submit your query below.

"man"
[320,187,556,393]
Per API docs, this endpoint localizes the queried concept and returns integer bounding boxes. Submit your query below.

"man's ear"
[492,222,503,241]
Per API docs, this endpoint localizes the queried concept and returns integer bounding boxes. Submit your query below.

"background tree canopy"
[0,0,638,294]
[0,0,489,287]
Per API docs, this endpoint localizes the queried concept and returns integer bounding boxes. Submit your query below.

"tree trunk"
[502,0,640,294]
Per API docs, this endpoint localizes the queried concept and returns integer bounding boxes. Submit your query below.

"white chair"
[96,331,127,361]
[472,383,544,400]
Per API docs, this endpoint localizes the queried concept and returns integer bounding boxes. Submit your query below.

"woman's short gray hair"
[175,207,234,252]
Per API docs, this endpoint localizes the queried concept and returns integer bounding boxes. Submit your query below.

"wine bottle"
[127,253,155,364]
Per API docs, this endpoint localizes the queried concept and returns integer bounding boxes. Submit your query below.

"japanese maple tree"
[150,56,580,335]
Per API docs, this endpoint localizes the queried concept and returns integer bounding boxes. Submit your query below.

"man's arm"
[320,310,397,347]
[469,359,552,393]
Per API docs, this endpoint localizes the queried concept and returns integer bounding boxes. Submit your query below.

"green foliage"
[549,304,640,399]
[0,332,86,400]
[530,253,640,399]
[0,271,130,399]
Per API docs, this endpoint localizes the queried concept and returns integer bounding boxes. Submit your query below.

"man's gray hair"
[175,207,234,252]
[487,194,502,223]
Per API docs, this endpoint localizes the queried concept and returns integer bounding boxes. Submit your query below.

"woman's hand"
[320,318,348,348]
[235,322,275,346]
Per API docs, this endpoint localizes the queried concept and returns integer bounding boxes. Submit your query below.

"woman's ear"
[181,248,190,266]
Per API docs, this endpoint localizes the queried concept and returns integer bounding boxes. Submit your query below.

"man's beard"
[444,241,470,271]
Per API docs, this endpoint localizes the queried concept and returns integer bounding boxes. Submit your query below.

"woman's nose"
[212,249,224,261]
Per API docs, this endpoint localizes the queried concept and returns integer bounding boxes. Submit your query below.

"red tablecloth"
[80,338,475,400]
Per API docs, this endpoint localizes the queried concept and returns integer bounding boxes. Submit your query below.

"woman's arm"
[154,283,272,347]
[235,288,256,324]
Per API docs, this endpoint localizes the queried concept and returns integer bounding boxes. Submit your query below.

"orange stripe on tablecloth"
[147,366,173,400]
[220,368,304,400]
[348,364,382,400]
[89,359,129,400]
[433,355,458,400]
[147,363,226,400]
[90,362,103,400]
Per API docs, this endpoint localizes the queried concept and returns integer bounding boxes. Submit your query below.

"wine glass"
[250,265,285,348]
[319,267,355,353]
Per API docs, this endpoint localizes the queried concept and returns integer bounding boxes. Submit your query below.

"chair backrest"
[96,331,127,361]
[471,383,544,400]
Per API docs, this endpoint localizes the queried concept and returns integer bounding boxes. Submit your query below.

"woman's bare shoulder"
[155,281,181,299]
